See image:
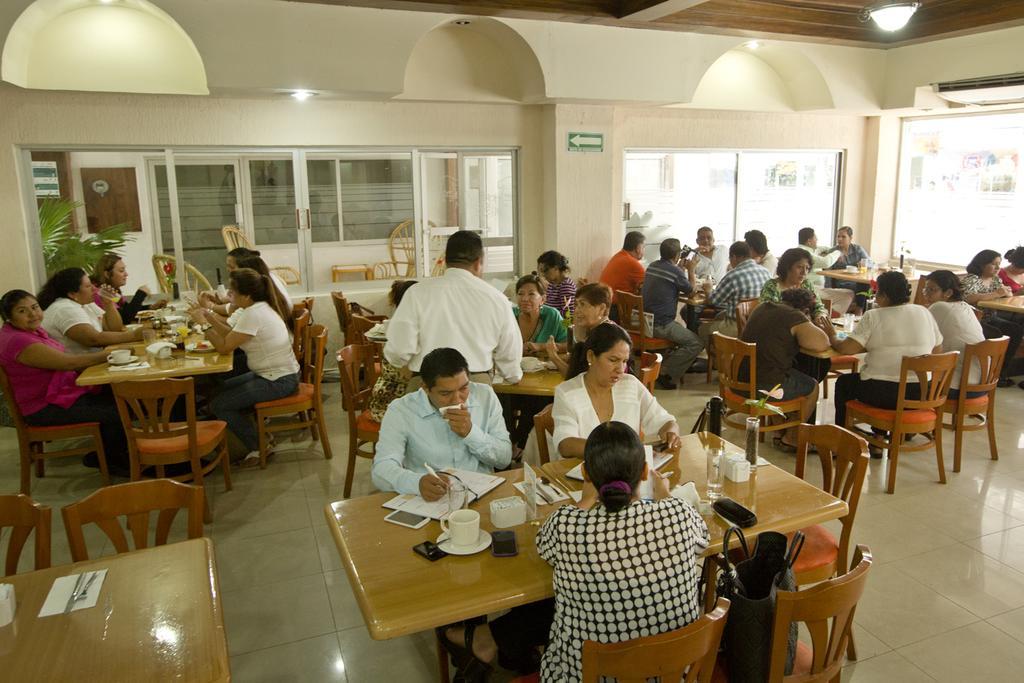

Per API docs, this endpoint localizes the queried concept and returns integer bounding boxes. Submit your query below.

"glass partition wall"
[24,146,519,295]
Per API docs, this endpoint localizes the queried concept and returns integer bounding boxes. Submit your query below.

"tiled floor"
[3,372,1024,682]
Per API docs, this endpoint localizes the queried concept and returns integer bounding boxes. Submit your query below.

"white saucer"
[108,355,139,366]
[437,530,492,556]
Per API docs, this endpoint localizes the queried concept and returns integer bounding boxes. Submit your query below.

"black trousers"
[24,391,129,469]
[505,395,553,450]
[834,374,921,429]
[982,314,1023,379]
[488,598,555,674]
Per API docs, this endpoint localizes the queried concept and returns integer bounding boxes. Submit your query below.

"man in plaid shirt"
[698,241,771,347]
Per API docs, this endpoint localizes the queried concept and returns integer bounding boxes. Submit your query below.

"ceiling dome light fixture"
[290,90,316,101]
[453,19,472,26]
[860,2,920,32]
[745,40,760,49]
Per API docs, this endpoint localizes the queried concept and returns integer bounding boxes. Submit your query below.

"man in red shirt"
[600,231,646,319]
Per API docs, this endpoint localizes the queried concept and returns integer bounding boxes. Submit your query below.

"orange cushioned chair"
[338,343,381,498]
[843,352,957,494]
[615,291,674,356]
[638,352,662,393]
[254,324,333,469]
[0,366,110,494]
[942,336,1008,473]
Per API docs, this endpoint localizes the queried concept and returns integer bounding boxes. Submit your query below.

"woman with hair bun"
[536,250,575,316]
[190,267,299,466]
[822,271,943,456]
[437,421,708,682]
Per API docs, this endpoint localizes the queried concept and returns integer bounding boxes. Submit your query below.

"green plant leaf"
[37,198,136,276]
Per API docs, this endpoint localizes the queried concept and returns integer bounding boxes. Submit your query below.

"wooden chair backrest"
[582,598,730,683]
[112,378,199,463]
[292,296,314,318]
[271,266,301,286]
[61,480,204,562]
[338,344,379,417]
[293,309,311,373]
[912,275,929,306]
[0,494,51,576]
[221,225,253,251]
[0,365,29,431]
[349,314,378,346]
[373,262,398,279]
[639,352,662,393]
[533,404,555,465]
[795,424,869,577]
[958,336,1008,396]
[306,324,329,399]
[331,291,352,343]
[614,290,647,338]
[388,220,416,277]
[896,352,958,413]
[152,254,176,295]
[151,255,213,294]
[768,547,873,682]
[734,298,760,337]
[713,332,757,400]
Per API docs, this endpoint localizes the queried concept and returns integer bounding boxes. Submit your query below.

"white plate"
[437,530,492,556]
[107,355,139,366]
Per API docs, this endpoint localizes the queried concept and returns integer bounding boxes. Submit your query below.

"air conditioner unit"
[933,73,1024,106]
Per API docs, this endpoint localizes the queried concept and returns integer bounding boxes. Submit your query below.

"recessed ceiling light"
[454,19,471,26]
[290,90,316,101]
[860,2,920,32]
[99,0,116,4]
[745,40,760,49]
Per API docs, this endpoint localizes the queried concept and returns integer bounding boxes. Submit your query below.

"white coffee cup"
[107,349,131,364]
[440,509,480,548]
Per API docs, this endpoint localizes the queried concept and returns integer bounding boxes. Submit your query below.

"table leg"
[436,633,450,682]
[702,558,719,613]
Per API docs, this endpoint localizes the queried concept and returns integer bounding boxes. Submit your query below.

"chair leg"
[315,405,333,461]
[93,428,111,486]
[823,376,830,399]
[35,456,45,479]
[953,411,964,473]
[306,410,319,441]
[220,441,233,492]
[847,627,858,662]
[934,422,946,485]
[987,403,999,461]
[20,442,33,495]
[886,434,900,495]
[436,632,451,683]
[257,409,270,470]
[344,435,358,499]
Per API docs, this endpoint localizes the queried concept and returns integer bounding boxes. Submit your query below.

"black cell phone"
[712,498,758,528]
[413,541,448,561]
[491,530,518,557]
[651,441,669,452]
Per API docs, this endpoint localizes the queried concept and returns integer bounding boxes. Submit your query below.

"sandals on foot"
[437,623,493,683]
[772,438,798,454]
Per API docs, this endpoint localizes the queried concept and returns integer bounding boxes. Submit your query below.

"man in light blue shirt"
[372,347,512,500]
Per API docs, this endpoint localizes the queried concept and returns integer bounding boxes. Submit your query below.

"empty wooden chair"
[0,366,109,494]
[942,336,1008,473]
[843,352,957,494]
[221,224,253,250]
[338,343,381,498]
[767,546,873,682]
[272,266,301,286]
[533,404,555,466]
[615,291,674,356]
[638,352,662,393]
[61,479,204,562]
[151,254,213,294]
[714,332,810,438]
[293,308,311,374]
[292,296,315,320]
[582,598,729,683]
[112,377,232,523]
[255,324,334,469]
[0,494,51,576]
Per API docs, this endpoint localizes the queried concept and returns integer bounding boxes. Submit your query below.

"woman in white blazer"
[552,322,680,460]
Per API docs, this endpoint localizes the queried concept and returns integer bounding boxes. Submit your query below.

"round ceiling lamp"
[860,2,920,32]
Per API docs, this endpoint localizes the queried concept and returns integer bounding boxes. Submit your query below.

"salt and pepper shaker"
[745,417,759,469]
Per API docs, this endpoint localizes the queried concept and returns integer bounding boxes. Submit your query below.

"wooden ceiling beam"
[618,0,712,21]
[283,0,620,19]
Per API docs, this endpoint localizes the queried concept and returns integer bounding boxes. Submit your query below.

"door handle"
[305,208,311,231]
[295,208,301,230]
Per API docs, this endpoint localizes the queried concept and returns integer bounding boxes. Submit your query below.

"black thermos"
[709,396,723,436]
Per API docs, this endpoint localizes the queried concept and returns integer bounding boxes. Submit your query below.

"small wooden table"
[331,264,373,282]
[492,370,563,397]
[76,343,233,386]
[324,433,846,641]
[978,296,1024,314]
[818,269,879,286]
[0,538,229,682]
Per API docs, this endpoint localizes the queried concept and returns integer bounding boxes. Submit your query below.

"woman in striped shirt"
[537,251,576,316]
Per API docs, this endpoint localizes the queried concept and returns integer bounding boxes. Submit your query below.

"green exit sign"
[567,132,604,152]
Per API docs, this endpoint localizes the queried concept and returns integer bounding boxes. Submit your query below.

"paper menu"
[381,468,504,520]
[38,570,108,617]
[566,445,669,481]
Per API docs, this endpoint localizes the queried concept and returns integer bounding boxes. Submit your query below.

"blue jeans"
[211,371,299,451]
[653,321,704,381]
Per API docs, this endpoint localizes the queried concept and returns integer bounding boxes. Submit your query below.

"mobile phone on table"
[712,498,757,528]
[413,541,448,562]
[491,530,519,557]
[384,509,431,529]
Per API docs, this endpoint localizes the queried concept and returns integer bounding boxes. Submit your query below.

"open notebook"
[382,468,504,520]
[565,445,672,481]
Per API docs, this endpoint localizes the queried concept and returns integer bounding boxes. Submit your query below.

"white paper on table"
[107,362,151,372]
[513,479,569,504]
[381,468,504,520]
[566,445,666,481]
[523,464,539,520]
[38,570,108,617]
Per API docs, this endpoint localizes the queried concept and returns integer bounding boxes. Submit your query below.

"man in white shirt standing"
[692,226,729,284]
[385,230,523,391]
[797,227,854,315]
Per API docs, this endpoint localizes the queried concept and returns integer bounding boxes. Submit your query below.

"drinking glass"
[445,479,468,518]
[843,313,854,332]
[706,446,724,500]
[142,328,157,345]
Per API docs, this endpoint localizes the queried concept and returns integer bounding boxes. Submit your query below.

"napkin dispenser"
[0,584,14,627]
[722,455,751,483]
[489,496,527,528]
[146,341,175,359]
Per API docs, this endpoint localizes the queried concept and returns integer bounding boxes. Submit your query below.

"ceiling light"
[860,2,920,32]
[745,41,760,49]
[99,0,116,4]
[453,20,471,26]
[290,90,316,101]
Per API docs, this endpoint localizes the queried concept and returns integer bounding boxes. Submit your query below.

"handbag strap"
[690,401,710,434]
[720,526,750,574]
[784,530,806,569]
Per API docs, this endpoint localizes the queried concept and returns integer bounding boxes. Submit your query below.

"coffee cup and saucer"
[437,509,492,555]
[107,349,138,366]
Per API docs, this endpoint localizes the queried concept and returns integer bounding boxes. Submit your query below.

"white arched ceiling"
[400,17,545,104]
[2,0,207,95]
[688,44,834,112]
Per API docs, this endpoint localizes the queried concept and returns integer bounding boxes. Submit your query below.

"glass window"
[249,159,296,246]
[338,154,414,242]
[895,113,1024,265]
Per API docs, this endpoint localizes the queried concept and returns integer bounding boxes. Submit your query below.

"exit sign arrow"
[567,132,604,152]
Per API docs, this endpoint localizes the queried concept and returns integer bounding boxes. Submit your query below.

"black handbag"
[716,527,805,683]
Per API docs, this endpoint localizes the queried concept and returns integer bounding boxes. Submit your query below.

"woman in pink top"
[0,289,129,473]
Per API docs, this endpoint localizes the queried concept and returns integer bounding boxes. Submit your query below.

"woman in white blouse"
[37,267,142,353]
[922,270,986,398]
[553,322,680,459]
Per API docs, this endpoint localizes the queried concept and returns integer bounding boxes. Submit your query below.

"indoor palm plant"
[38,198,134,276]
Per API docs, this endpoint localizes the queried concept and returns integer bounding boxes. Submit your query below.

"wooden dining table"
[492,369,563,397]
[0,538,229,682]
[76,342,233,386]
[978,296,1024,314]
[324,432,846,644]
